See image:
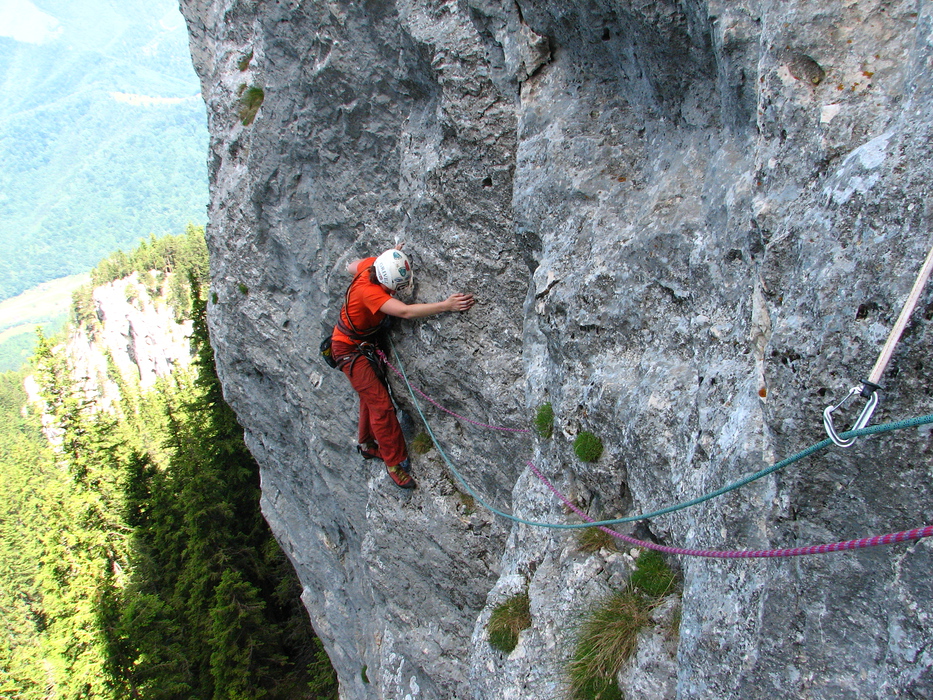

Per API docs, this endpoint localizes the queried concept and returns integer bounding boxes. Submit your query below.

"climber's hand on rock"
[446,293,475,312]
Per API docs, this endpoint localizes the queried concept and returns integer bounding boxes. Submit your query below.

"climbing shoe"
[356,442,380,460]
[387,463,416,489]
[398,457,412,474]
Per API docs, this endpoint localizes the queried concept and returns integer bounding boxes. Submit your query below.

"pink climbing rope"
[378,350,530,434]
[526,461,933,559]
[378,344,933,557]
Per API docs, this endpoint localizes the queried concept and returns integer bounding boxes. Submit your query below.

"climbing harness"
[339,341,384,376]
[325,267,396,379]
[335,269,394,345]
[384,340,933,556]
[823,240,933,447]
[321,268,390,371]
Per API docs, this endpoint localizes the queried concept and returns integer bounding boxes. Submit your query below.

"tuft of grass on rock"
[238,86,264,126]
[237,50,253,71]
[487,593,531,654]
[567,549,679,699]
[410,431,434,454]
[568,589,645,700]
[534,402,554,438]
[629,549,676,598]
[577,525,618,553]
[573,431,603,462]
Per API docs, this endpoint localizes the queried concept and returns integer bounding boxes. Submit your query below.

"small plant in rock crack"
[567,549,679,700]
[573,431,603,462]
[534,402,554,438]
[457,489,475,515]
[576,525,618,553]
[238,86,264,126]
[629,549,677,598]
[410,431,434,454]
[568,588,645,700]
[487,592,531,654]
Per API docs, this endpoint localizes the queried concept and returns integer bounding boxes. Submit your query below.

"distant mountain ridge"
[0,0,208,302]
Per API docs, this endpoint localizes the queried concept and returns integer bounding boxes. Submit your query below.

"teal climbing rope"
[384,342,933,531]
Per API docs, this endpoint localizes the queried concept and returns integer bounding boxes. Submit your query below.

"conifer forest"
[0,230,338,699]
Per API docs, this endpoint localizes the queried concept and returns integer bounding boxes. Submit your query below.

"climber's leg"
[340,350,407,468]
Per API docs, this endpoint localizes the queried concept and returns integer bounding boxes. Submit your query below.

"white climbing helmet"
[374,248,413,291]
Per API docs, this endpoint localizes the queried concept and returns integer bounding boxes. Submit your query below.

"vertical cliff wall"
[66,273,195,405]
[180,1,933,698]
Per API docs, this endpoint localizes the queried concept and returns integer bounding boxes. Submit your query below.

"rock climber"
[330,244,475,489]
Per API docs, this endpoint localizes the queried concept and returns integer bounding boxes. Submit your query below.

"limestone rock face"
[179,1,933,698]
[68,274,194,405]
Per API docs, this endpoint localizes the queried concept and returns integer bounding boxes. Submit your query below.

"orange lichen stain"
[759,387,768,398]
[863,71,875,78]
[837,84,845,90]
[617,176,627,182]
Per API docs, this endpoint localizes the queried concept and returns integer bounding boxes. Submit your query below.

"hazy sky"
[0,0,63,44]
[0,0,208,302]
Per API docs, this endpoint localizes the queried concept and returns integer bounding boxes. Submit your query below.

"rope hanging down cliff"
[380,344,933,558]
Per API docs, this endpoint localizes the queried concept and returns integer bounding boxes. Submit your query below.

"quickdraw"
[824,240,933,447]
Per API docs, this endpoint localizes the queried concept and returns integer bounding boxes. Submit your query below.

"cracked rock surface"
[180,1,933,698]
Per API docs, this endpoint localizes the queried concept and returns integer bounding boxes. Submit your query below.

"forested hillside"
[0,0,208,301]
[0,231,337,699]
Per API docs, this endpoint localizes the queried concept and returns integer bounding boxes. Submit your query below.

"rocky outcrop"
[180,1,933,698]
[66,273,194,405]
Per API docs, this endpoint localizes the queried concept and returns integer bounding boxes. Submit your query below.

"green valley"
[0,0,208,302]
[0,273,89,372]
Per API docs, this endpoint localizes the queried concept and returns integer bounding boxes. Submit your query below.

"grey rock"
[68,273,194,404]
[180,1,933,698]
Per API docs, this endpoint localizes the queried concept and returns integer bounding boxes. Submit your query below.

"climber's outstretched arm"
[380,294,475,319]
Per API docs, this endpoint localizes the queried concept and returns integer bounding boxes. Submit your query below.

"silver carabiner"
[822,383,880,448]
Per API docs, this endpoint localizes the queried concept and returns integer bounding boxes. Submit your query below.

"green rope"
[390,341,933,529]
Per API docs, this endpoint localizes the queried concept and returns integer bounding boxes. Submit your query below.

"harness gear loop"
[336,341,385,377]
[823,239,933,447]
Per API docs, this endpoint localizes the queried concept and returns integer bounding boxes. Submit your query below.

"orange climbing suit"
[331,258,408,468]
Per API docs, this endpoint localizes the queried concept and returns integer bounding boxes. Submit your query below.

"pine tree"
[30,332,130,699]
[0,370,54,699]
[108,281,336,699]
[2,230,337,699]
